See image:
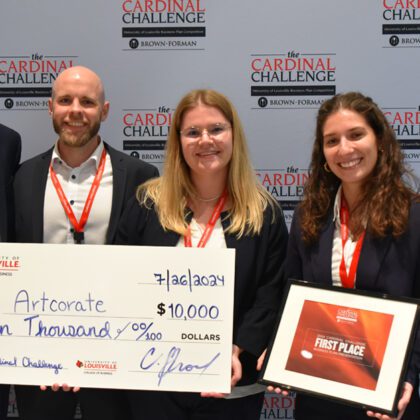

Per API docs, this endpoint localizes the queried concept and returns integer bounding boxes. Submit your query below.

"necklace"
[192,193,222,202]
[185,189,228,248]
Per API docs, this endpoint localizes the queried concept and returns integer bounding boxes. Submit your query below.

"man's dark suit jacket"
[0,124,21,241]
[13,142,158,244]
[286,204,420,419]
[13,142,158,420]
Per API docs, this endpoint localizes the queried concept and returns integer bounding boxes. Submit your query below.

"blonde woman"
[117,89,288,419]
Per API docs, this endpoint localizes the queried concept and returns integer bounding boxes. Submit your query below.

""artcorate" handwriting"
[14,290,106,313]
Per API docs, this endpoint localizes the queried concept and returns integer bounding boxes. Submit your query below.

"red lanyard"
[184,189,228,248]
[339,193,365,288]
[49,148,107,244]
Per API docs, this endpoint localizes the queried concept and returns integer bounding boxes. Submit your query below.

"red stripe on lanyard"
[49,148,107,239]
[184,189,228,248]
[339,192,365,288]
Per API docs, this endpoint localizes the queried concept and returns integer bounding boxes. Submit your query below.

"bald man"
[14,66,158,420]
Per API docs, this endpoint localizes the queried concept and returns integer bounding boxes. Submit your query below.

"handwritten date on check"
[0,243,235,393]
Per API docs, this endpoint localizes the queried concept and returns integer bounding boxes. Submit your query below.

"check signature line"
[128,370,220,376]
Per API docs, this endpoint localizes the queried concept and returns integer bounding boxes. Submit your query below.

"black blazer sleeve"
[115,195,150,245]
[403,203,420,386]
[232,204,289,358]
[106,144,159,244]
[0,124,21,183]
[0,125,21,241]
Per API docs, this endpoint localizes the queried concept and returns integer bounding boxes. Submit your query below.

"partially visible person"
[13,66,158,420]
[0,123,21,420]
[0,123,21,242]
[283,92,420,419]
[117,89,288,419]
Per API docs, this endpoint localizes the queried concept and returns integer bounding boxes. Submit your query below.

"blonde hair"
[137,89,277,237]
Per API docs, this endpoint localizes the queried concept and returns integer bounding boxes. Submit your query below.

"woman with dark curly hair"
[284,92,420,419]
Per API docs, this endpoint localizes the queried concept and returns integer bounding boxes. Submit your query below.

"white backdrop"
[1,1,420,418]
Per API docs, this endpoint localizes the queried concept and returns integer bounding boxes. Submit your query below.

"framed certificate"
[259,280,420,416]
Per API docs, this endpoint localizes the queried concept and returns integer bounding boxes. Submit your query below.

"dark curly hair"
[299,92,416,244]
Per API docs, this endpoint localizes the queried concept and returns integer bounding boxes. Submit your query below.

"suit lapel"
[309,213,393,291]
[106,145,125,244]
[0,165,6,240]
[310,217,335,286]
[0,142,11,240]
[32,150,52,242]
[356,231,392,291]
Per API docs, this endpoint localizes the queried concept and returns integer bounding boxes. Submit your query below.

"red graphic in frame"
[285,301,394,390]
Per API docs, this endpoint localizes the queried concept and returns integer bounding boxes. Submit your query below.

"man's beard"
[53,118,101,148]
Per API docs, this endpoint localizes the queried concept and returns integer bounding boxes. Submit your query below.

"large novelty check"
[0,243,235,392]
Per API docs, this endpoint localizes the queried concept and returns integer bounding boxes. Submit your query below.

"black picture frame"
[259,280,420,416]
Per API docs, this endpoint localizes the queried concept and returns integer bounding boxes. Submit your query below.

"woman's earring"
[324,162,331,173]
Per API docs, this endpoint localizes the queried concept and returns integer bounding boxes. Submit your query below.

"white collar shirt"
[331,185,358,288]
[43,140,113,245]
[176,217,226,248]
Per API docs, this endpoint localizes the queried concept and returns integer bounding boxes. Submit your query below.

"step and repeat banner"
[1,1,420,418]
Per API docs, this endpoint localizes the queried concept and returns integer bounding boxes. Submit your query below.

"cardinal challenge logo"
[251,50,336,110]
[0,53,75,110]
[261,393,295,420]
[256,167,308,226]
[384,106,420,163]
[122,105,172,165]
[121,0,207,51]
[382,0,420,47]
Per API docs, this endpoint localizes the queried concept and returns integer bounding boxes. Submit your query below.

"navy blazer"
[13,142,158,244]
[286,203,420,386]
[0,124,21,241]
[117,196,289,385]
